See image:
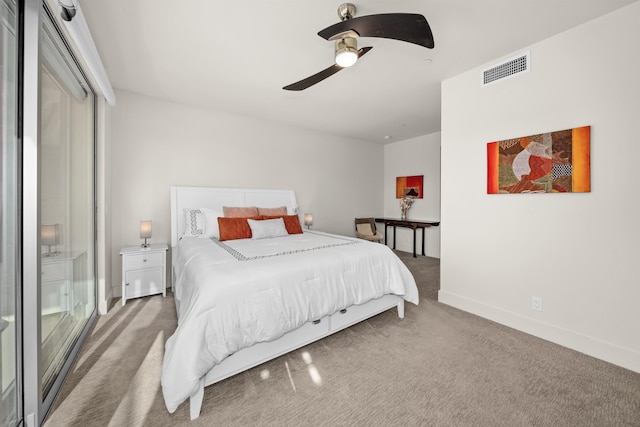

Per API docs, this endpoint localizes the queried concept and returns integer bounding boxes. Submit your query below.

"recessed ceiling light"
[384,135,392,140]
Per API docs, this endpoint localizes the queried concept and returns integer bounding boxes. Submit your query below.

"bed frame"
[169,186,404,420]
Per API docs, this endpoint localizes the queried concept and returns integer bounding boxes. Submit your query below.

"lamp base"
[43,245,59,257]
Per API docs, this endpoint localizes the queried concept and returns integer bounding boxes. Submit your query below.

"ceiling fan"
[282,3,434,91]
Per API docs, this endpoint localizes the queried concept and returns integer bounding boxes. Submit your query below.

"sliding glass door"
[21,1,97,423]
[0,0,21,425]
[38,5,96,401]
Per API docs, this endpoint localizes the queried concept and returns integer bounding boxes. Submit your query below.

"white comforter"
[161,231,419,413]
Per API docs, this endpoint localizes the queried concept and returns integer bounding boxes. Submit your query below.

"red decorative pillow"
[257,206,287,216]
[218,216,263,241]
[263,215,303,235]
[223,206,259,218]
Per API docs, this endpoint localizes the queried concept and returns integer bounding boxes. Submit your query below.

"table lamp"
[140,220,152,249]
[304,213,313,230]
[41,224,61,257]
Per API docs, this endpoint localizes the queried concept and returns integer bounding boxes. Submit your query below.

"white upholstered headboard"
[170,186,299,247]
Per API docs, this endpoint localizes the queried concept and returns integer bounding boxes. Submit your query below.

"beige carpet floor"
[44,252,640,427]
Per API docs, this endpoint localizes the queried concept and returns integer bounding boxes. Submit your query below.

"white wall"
[440,2,640,373]
[383,133,441,258]
[109,90,384,296]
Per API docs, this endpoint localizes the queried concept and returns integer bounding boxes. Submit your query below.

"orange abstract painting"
[487,126,590,194]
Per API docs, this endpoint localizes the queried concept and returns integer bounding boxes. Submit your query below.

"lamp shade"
[304,213,313,226]
[335,37,358,68]
[140,220,152,239]
[335,50,357,67]
[41,224,61,246]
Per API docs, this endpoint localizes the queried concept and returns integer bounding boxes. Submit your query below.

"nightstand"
[41,251,84,316]
[120,243,168,305]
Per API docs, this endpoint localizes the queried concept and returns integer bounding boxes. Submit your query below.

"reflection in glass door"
[0,0,20,425]
[38,10,95,399]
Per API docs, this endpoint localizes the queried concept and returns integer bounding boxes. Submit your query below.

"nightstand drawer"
[124,252,164,270]
[124,267,163,299]
[42,261,71,282]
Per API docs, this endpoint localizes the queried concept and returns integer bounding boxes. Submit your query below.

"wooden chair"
[354,217,384,243]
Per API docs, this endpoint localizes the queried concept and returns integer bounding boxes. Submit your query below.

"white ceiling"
[79,0,637,143]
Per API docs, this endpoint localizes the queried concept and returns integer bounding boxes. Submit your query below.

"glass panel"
[39,13,95,398]
[0,0,20,425]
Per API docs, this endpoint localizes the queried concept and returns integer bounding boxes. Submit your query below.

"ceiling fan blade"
[318,13,434,49]
[283,64,341,91]
[282,47,372,91]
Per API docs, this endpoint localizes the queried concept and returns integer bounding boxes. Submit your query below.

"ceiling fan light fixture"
[335,37,358,68]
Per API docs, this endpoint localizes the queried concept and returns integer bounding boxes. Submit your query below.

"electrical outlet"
[531,297,543,311]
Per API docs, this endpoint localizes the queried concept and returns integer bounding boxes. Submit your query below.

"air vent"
[482,52,530,86]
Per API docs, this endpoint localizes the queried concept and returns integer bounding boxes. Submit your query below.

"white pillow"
[248,218,288,240]
[183,208,206,237]
[183,208,223,239]
[200,208,223,239]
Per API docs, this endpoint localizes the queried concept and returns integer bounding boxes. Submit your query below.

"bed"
[162,186,419,420]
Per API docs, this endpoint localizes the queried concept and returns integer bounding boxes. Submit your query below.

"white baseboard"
[438,290,640,374]
[98,285,114,315]
[98,300,109,315]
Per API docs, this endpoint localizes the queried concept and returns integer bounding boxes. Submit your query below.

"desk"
[374,218,440,258]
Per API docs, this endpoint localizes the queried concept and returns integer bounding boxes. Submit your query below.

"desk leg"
[392,226,396,249]
[422,227,426,256]
[412,227,417,258]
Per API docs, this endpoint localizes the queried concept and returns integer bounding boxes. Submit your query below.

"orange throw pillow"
[223,206,259,217]
[258,206,287,216]
[263,215,303,235]
[218,216,263,241]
